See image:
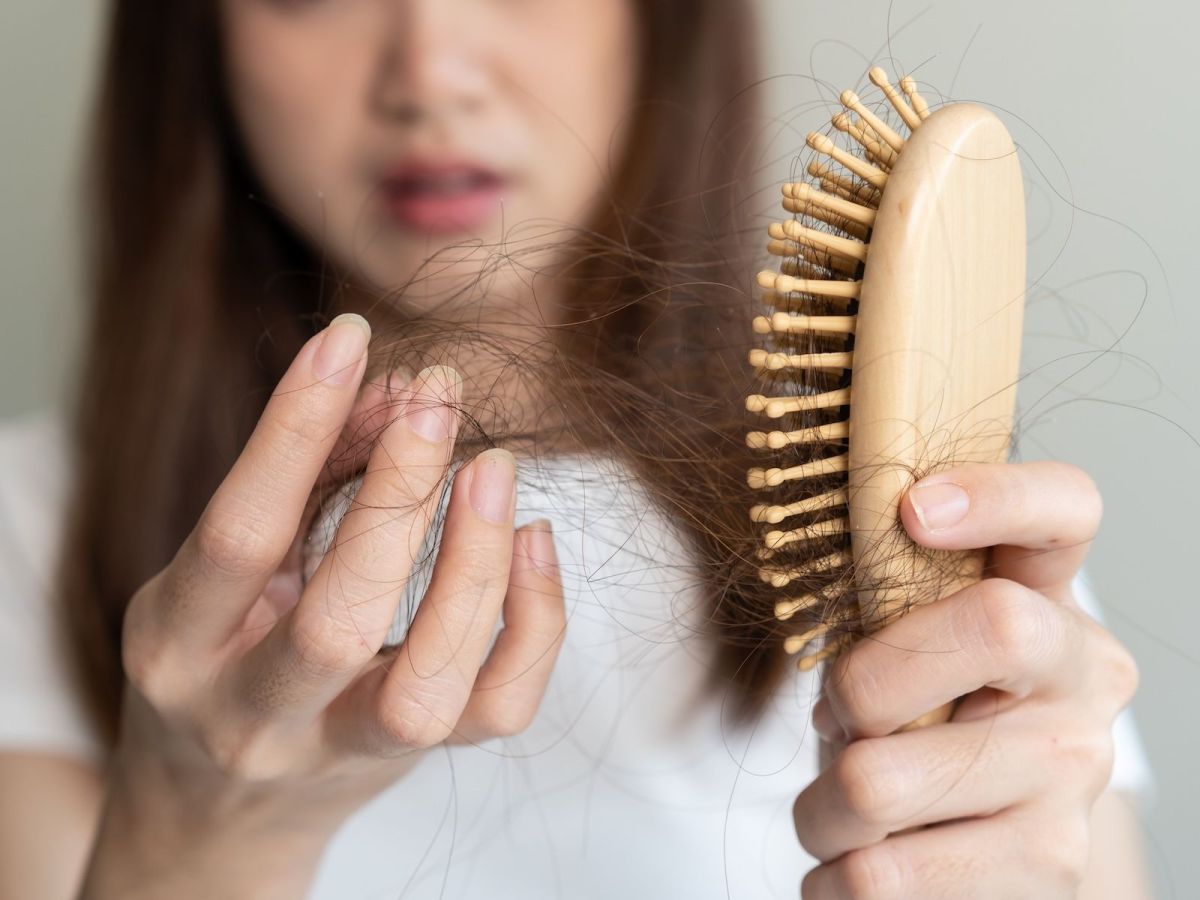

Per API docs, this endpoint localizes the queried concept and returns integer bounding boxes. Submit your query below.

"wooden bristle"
[807,161,881,206]
[751,486,849,524]
[838,90,905,153]
[748,67,929,672]
[759,551,850,589]
[797,633,855,672]
[869,66,922,131]
[899,76,932,120]
[831,112,899,169]
[807,132,889,190]
[748,349,854,374]
[784,181,877,228]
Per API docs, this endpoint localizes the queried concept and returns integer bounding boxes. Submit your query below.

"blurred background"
[3,0,1196,894]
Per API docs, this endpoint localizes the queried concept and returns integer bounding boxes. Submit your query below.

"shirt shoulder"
[0,409,102,764]
[0,408,72,599]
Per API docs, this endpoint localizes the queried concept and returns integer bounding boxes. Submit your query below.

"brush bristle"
[748,69,933,671]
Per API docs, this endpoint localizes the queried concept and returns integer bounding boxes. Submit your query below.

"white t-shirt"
[0,410,1154,899]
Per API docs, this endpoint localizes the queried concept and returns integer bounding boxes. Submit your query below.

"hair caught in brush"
[745,67,1029,745]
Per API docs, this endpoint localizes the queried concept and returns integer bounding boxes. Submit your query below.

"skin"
[796,465,1150,898]
[0,0,1154,897]
[76,323,576,897]
[219,0,638,315]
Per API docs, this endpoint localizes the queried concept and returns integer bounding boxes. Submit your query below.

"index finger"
[164,314,371,649]
[822,577,1081,739]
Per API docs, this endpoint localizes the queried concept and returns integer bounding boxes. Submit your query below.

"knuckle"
[455,543,507,587]
[1034,814,1091,889]
[193,510,281,579]
[120,583,184,708]
[473,699,535,739]
[833,739,902,828]
[121,628,174,706]
[288,612,369,678]
[273,396,338,454]
[839,844,906,900]
[431,559,510,633]
[374,456,444,509]
[826,650,882,732]
[1056,730,1116,798]
[377,692,453,750]
[1099,632,1140,708]
[337,502,427,575]
[971,579,1051,669]
[197,723,280,781]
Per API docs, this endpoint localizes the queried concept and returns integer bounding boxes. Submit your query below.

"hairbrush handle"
[848,103,1026,736]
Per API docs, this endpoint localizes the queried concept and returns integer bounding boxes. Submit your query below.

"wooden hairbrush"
[747,67,1026,731]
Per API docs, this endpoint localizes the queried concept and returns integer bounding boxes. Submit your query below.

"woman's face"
[220,0,639,313]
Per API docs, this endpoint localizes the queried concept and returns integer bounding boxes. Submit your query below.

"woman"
[0,0,1154,897]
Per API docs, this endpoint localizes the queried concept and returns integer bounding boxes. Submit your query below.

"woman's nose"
[371,0,490,124]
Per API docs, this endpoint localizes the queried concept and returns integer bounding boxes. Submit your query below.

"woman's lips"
[380,164,507,234]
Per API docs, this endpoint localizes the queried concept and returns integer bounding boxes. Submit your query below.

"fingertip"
[515,518,559,581]
[905,479,970,535]
[478,446,517,467]
[330,311,371,337]
[466,448,517,524]
[420,364,463,399]
[311,314,371,386]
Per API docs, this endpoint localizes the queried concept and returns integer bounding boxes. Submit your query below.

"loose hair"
[58,0,789,755]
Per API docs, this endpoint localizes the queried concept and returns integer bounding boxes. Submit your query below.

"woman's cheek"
[221,6,377,238]
[505,7,638,225]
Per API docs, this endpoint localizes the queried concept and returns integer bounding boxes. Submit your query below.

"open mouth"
[381,165,508,233]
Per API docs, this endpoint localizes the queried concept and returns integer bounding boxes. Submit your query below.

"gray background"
[3,0,1196,895]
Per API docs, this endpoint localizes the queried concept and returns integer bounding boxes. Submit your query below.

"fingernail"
[522,519,559,579]
[313,314,370,384]
[406,366,461,442]
[469,449,516,524]
[909,481,970,531]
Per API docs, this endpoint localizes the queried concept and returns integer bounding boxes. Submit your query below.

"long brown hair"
[59,0,788,755]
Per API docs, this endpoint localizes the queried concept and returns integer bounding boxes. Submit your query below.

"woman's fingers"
[316,367,406,492]
[799,805,1089,899]
[898,460,1102,598]
[321,450,520,755]
[821,578,1086,740]
[450,520,566,745]
[160,315,371,651]
[234,366,462,717]
[816,575,1138,742]
[793,713,1109,862]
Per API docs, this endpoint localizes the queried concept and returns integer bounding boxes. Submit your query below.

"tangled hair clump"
[58,0,802,754]
[341,190,798,722]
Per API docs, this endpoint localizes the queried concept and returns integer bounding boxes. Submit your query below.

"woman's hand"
[795,461,1139,899]
[83,315,567,899]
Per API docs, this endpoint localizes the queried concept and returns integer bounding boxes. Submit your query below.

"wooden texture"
[848,102,1027,728]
